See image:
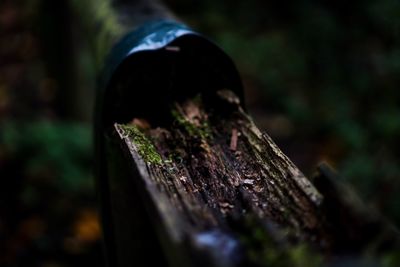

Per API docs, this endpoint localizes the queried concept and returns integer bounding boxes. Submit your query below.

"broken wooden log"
[106,89,400,267]
[86,1,400,266]
[95,19,246,266]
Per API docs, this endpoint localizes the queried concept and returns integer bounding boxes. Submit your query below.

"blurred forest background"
[0,0,399,266]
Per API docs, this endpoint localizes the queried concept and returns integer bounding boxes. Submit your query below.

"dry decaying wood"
[111,89,399,267]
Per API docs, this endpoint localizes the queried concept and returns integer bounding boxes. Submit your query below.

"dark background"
[0,0,399,266]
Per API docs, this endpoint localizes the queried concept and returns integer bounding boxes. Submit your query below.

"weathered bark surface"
[110,89,400,267]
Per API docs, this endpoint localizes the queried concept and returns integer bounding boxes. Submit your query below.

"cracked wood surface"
[108,89,399,267]
[111,89,330,266]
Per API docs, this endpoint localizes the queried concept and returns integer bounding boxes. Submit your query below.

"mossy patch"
[171,109,211,140]
[119,124,163,165]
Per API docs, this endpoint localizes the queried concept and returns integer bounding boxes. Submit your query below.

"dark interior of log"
[109,89,400,267]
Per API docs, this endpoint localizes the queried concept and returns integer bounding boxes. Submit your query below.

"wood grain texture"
[111,90,328,266]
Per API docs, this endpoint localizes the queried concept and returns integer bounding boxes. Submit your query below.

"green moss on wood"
[171,109,211,140]
[119,124,163,165]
